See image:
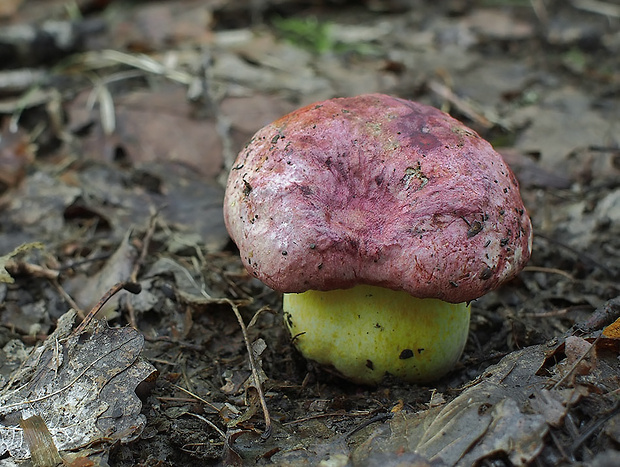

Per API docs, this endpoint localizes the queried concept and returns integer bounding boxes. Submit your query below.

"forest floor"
[0,0,619,466]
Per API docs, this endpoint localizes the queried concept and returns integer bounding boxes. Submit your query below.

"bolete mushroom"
[224,93,532,384]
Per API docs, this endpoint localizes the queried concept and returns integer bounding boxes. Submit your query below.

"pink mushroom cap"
[224,94,532,303]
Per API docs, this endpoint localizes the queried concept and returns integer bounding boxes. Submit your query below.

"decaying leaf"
[352,341,615,466]
[0,309,157,460]
[458,398,546,466]
[358,382,547,466]
[65,233,138,315]
[528,388,584,428]
[355,332,620,464]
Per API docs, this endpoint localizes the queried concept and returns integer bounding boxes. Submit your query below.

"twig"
[143,335,203,350]
[185,412,226,440]
[247,306,272,328]
[80,49,194,85]
[174,384,223,415]
[126,300,138,330]
[155,256,213,300]
[427,79,494,129]
[226,300,272,440]
[72,281,141,335]
[5,260,59,280]
[522,265,574,280]
[548,429,570,462]
[125,213,159,328]
[523,305,592,319]
[282,410,347,425]
[56,252,114,271]
[344,412,393,440]
[51,278,84,319]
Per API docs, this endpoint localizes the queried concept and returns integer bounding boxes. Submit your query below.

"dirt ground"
[0,0,619,466]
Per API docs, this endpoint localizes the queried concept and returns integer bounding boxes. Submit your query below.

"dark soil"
[0,1,619,466]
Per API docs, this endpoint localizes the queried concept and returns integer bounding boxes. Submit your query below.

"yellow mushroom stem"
[283,284,471,385]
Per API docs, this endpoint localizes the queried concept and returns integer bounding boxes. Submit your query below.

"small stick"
[72,281,141,335]
[186,412,226,440]
[427,79,494,128]
[226,300,272,440]
[523,305,591,319]
[522,265,574,280]
[6,261,59,280]
[130,212,158,283]
[174,384,225,415]
[51,278,84,319]
[344,412,393,440]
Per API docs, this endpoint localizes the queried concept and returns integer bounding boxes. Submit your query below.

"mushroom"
[224,93,532,384]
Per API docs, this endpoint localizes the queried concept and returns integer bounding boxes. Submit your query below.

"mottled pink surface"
[224,94,532,303]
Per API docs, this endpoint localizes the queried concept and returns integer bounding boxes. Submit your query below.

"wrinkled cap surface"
[224,94,532,303]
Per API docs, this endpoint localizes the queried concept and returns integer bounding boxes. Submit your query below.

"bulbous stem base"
[283,285,471,385]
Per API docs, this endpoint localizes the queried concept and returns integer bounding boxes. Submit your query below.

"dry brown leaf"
[528,388,572,428]
[67,86,223,179]
[564,335,597,375]
[64,233,138,316]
